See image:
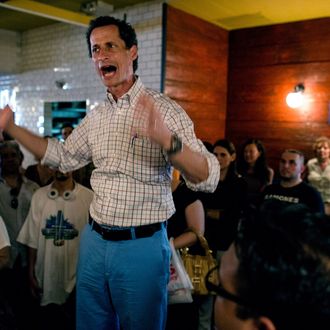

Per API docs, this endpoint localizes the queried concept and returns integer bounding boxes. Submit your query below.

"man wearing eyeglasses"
[206,204,330,330]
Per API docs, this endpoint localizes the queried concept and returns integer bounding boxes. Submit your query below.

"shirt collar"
[106,76,144,106]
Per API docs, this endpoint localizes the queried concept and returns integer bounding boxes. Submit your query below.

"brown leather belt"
[88,217,163,241]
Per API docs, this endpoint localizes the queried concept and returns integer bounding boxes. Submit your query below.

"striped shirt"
[43,78,219,227]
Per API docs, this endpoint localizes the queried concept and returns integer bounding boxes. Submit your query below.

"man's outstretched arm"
[0,105,48,159]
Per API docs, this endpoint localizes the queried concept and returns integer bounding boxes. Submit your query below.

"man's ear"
[130,45,138,61]
[254,316,276,330]
[300,163,306,174]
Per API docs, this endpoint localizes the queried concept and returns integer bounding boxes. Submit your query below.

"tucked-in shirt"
[42,78,219,227]
[307,158,330,204]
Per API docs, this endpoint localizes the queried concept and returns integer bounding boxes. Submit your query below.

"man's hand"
[0,105,14,140]
[132,92,172,150]
[29,274,43,301]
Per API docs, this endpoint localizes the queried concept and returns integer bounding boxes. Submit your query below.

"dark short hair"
[202,141,213,153]
[86,16,138,72]
[0,141,24,165]
[282,149,305,163]
[234,204,330,329]
[61,122,74,130]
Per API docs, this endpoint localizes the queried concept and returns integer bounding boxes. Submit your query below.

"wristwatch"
[167,133,183,156]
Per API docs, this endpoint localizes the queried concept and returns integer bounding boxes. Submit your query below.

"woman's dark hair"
[237,138,270,184]
[213,139,238,179]
[233,203,330,330]
[86,16,138,72]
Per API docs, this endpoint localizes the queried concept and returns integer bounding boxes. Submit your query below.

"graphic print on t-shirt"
[41,210,78,246]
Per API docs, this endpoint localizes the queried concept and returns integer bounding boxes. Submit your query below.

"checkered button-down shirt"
[43,78,219,227]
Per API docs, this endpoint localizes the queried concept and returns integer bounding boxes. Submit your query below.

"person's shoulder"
[32,184,50,197]
[268,166,274,175]
[75,183,94,197]
[145,88,185,114]
[23,177,40,190]
[306,157,318,167]
[263,182,279,191]
[299,180,321,193]
[87,100,108,116]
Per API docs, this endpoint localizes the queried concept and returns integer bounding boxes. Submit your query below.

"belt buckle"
[103,227,132,241]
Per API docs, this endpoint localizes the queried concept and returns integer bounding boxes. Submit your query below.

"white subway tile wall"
[0,29,21,75]
[0,1,163,167]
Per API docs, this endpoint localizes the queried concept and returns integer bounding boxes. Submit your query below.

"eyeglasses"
[205,266,248,307]
[10,187,19,209]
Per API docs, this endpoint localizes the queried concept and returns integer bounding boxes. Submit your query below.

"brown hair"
[313,136,330,152]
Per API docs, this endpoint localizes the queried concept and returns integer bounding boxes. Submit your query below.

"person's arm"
[0,105,47,159]
[173,199,205,249]
[0,246,10,270]
[267,167,274,184]
[0,217,10,270]
[166,139,209,183]
[28,247,42,299]
[133,93,219,188]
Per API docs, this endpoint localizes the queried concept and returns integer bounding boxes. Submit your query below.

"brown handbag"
[180,231,218,295]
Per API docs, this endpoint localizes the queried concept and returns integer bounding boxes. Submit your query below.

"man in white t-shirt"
[17,170,93,330]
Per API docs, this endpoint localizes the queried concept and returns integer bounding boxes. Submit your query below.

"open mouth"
[101,65,117,75]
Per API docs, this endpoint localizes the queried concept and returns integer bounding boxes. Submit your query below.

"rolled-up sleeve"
[41,137,61,169]
[184,146,220,193]
[161,97,220,193]
[41,115,91,173]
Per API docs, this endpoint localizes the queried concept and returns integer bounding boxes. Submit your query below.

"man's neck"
[219,167,228,181]
[280,178,302,188]
[52,179,74,195]
[3,173,22,188]
[107,75,136,101]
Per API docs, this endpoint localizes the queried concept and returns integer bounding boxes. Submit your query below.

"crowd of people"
[0,14,329,330]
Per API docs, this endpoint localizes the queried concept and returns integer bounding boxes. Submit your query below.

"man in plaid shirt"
[0,16,219,330]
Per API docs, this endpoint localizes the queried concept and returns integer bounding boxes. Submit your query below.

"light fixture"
[286,83,305,109]
[55,80,69,90]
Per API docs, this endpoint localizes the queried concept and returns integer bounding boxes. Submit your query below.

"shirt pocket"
[124,136,168,183]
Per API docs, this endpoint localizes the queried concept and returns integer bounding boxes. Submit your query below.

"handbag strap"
[186,228,213,258]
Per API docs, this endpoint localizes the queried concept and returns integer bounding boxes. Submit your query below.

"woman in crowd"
[166,171,208,330]
[201,139,247,254]
[237,138,273,209]
[306,136,330,215]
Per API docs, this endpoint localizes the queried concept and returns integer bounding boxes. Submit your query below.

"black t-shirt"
[199,173,247,251]
[167,181,200,239]
[261,181,324,213]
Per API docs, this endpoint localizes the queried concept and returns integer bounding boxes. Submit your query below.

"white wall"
[0,1,164,168]
[0,29,21,74]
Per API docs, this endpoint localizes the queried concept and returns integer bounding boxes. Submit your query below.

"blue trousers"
[76,223,170,330]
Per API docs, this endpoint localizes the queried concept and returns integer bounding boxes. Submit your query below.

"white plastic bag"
[167,238,193,304]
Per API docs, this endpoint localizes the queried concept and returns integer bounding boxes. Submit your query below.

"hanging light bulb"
[286,84,305,109]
